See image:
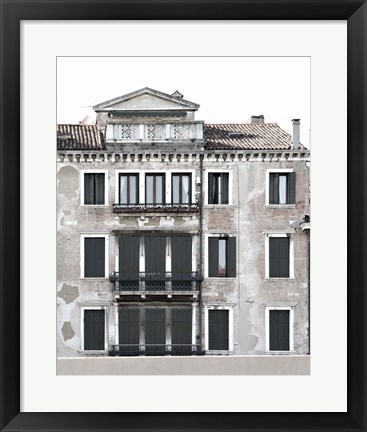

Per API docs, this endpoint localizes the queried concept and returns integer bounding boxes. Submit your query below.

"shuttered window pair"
[269,172,295,204]
[84,173,105,205]
[208,173,229,204]
[208,237,236,277]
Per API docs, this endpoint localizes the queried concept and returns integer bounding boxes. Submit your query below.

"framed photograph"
[1,1,365,431]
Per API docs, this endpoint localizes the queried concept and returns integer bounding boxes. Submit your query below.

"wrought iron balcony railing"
[112,203,199,213]
[109,344,204,356]
[109,271,202,293]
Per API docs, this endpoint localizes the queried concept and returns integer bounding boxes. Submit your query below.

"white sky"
[57,57,310,145]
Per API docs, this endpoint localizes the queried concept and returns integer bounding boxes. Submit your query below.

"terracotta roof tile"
[204,123,303,150]
[57,124,104,150]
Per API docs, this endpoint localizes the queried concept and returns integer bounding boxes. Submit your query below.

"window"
[172,173,191,204]
[83,309,105,350]
[208,309,229,350]
[84,173,105,205]
[208,173,229,204]
[269,172,295,205]
[269,236,290,278]
[119,173,139,204]
[208,237,236,277]
[265,307,294,352]
[145,174,165,205]
[83,237,106,278]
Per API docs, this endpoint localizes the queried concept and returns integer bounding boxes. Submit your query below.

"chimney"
[292,119,300,150]
[171,90,184,99]
[250,115,264,124]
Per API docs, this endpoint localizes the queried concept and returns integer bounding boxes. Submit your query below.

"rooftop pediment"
[93,87,199,112]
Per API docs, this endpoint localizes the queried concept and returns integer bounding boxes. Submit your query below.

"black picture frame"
[1,1,365,431]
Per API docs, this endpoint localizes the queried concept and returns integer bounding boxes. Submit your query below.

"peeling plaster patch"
[119,217,138,226]
[58,284,79,304]
[61,322,75,341]
[173,217,186,226]
[63,210,71,216]
[60,217,64,226]
[146,217,160,227]
[57,166,79,199]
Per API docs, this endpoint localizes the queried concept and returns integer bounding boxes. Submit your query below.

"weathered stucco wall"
[57,153,309,358]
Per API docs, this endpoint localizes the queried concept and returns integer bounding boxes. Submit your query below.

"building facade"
[57,87,310,358]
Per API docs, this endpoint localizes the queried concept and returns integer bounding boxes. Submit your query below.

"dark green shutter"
[269,173,279,204]
[145,236,166,290]
[171,236,192,290]
[208,237,219,277]
[221,173,229,204]
[209,310,229,350]
[227,237,236,277]
[172,309,192,354]
[84,237,105,277]
[269,310,290,351]
[171,236,192,274]
[287,172,296,204]
[95,173,105,205]
[84,174,94,205]
[84,310,105,350]
[208,173,214,204]
[119,236,139,289]
[269,237,290,278]
[119,309,139,344]
[84,174,104,205]
[145,309,166,355]
[145,237,166,273]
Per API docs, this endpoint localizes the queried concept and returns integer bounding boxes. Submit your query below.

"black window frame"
[83,172,105,205]
[145,173,166,205]
[119,173,139,205]
[171,173,192,204]
[269,171,296,205]
[208,236,236,278]
[208,172,229,205]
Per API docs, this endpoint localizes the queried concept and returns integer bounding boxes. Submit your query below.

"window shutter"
[84,237,105,277]
[209,310,229,350]
[269,173,279,204]
[119,236,139,274]
[145,236,166,273]
[145,309,166,344]
[172,309,192,345]
[171,236,192,274]
[84,310,105,350]
[221,174,229,204]
[278,237,290,278]
[208,237,219,277]
[269,237,289,278]
[208,173,214,204]
[287,172,296,204]
[84,174,94,205]
[119,308,139,345]
[95,174,105,205]
[269,310,290,351]
[227,237,236,277]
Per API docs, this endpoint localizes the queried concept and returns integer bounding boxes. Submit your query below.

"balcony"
[109,271,202,295]
[112,203,199,214]
[108,344,204,356]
